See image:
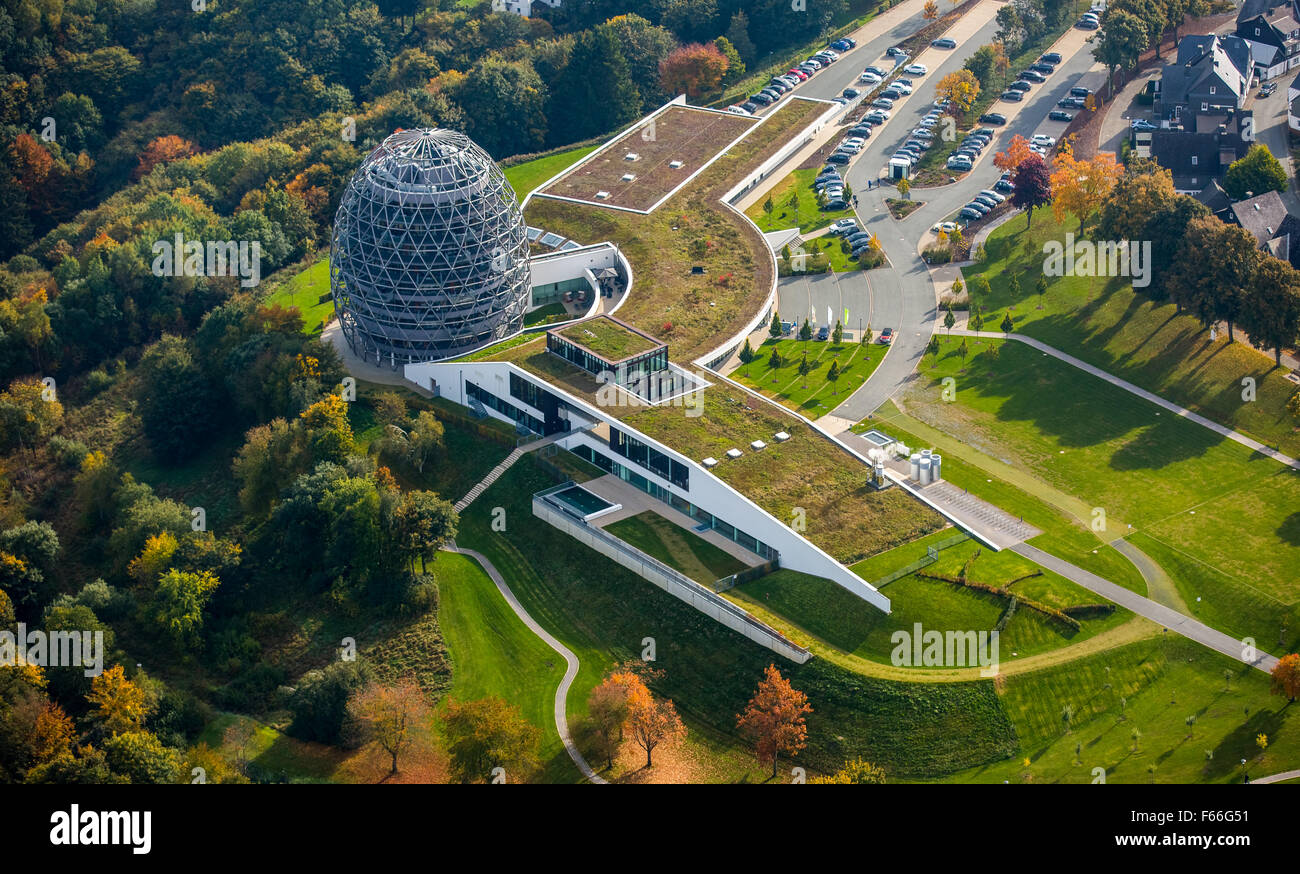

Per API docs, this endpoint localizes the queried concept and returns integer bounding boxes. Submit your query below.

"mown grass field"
[941,636,1300,784]
[455,456,1019,780]
[434,550,569,781]
[604,511,748,584]
[505,145,598,201]
[891,337,1300,649]
[963,209,1300,456]
[730,336,886,419]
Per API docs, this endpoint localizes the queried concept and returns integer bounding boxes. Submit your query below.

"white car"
[904,63,927,75]
[860,72,882,84]
[725,105,751,115]
[931,221,963,234]
[1031,134,1057,147]
[894,82,913,94]
[829,218,859,234]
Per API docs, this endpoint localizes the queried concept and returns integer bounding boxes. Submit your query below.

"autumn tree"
[923,0,940,18]
[736,664,813,779]
[935,69,980,117]
[659,43,729,99]
[1097,159,1175,240]
[994,134,1034,174]
[347,677,431,776]
[152,569,221,648]
[1270,653,1300,702]
[0,377,63,454]
[623,674,685,769]
[442,695,540,783]
[1050,145,1123,232]
[87,666,149,736]
[811,758,887,783]
[587,673,632,770]
[134,135,198,180]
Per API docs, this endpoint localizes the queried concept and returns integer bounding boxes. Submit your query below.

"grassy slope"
[505,145,599,201]
[604,511,748,584]
[435,550,571,782]
[263,259,333,336]
[455,456,1018,780]
[965,209,1300,456]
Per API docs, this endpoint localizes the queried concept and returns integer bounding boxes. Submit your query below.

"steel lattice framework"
[331,128,531,366]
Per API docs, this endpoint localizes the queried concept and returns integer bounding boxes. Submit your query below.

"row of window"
[568,444,775,561]
[466,381,543,434]
[608,426,690,490]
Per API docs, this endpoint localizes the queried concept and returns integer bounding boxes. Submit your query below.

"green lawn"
[455,457,1019,780]
[524,301,570,327]
[730,337,886,419]
[745,167,857,234]
[728,541,1132,666]
[197,713,346,783]
[604,511,749,584]
[942,636,1300,784]
[435,550,570,781]
[263,258,333,336]
[964,209,1300,457]
[504,145,598,201]
[889,336,1300,647]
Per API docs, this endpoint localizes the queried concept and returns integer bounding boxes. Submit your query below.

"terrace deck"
[536,105,757,212]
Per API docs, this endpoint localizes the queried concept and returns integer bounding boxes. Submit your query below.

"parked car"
[1048,110,1074,122]
[979,189,1006,203]
[932,37,958,48]
[845,233,872,247]
[816,325,830,341]
[865,110,889,123]
[1030,62,1056,75]
[826,152,851,164]
[1070,86,1093,97]
[750,92,773,106]
[894,83,914,95]
[964,201,990,216]
[788,68,809,80]
[947,155,973,170]
[879,328,894,344]
[959,206,983,220]
[725,105,750,115]
[872,97,895,109]
[1076,17,1099,28]
[860,72,882,84]
[994,178,1015,193]
[980,112,1008,125]
[886,46,907,57]
[1261,81,1278,96]
[741,101,759,113]
[973,195,999,209]
[831,97,849,105]
[865,65,887,76]
[932,221,962,234]
[843,87,862,99]
[1058,96,1085,108]
[1019,69,1046,82]
[1008,80,1033,92]
[1001,90,1024,102]
[1131,119,1158,132]
[880,87,902,100]
[1031,134,1056,147]
[1041,52,1062,64]
[849,124,873,137]
[904,63,928,75]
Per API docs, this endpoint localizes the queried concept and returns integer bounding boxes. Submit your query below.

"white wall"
[407,358,891,613]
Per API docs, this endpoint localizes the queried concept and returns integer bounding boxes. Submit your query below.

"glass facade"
[465,381,543,434]
[531,276,590,308]
[608,426,689,489]
[568,444,775,560]
[545,332,669,388]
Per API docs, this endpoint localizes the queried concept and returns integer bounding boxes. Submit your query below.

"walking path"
[1251,768,1300,784]
[950,328,1300,470]
[1109,538,1189,613]
[1012,542,1278,673]
[445,544,607,785]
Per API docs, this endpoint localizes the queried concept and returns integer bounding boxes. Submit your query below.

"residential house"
[1236,0,1300,79]
[1228,189,1300,268]
[1135,109,1253,192]
[1154,35,1253,122]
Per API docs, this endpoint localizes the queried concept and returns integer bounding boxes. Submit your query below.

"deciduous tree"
[1270,653,1300,701]
[1050,145,1123,232]
[935,69,980,116]
[1011,154,1052,227]
[736,664,812,778]
[658,43,729,98]
[347,677,431,776]
[442,695,539,783]
[1222,144,1289,200]
[1239,257,1300,365]
[623,673,685,769]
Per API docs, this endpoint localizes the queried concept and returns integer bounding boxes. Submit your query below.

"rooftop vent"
[625,152,640,161]
[621,173,636,182]
[726,448,743,459]
[595,190,610,199]
[774,431,791,442]
[669,160,684,169]
[702,456,718,468]
[750,439,767,451]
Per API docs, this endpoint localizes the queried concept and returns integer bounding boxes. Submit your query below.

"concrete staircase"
[454,446,527,512]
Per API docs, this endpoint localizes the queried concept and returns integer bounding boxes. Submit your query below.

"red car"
[879,328,894,344]
[788,68,809,80]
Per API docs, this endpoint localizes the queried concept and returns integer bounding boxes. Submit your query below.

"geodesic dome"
[330,128,531,366]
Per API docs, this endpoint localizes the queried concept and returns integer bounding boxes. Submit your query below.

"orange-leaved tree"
[736,663,813,779]
[1049,141,1123,233]
[659,43,729,99]
[994,134,1034,174]
[1271,653,1300,702]
[923,0,940,18]
[624,672,685,769]
[935,70,980,118]
[587,671,634,770]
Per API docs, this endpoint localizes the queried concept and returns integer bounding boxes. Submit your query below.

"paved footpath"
[445,545,607,785]
[1251,768,1300,784]
[1012,542,1278,673]
[951,329,1300,470]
